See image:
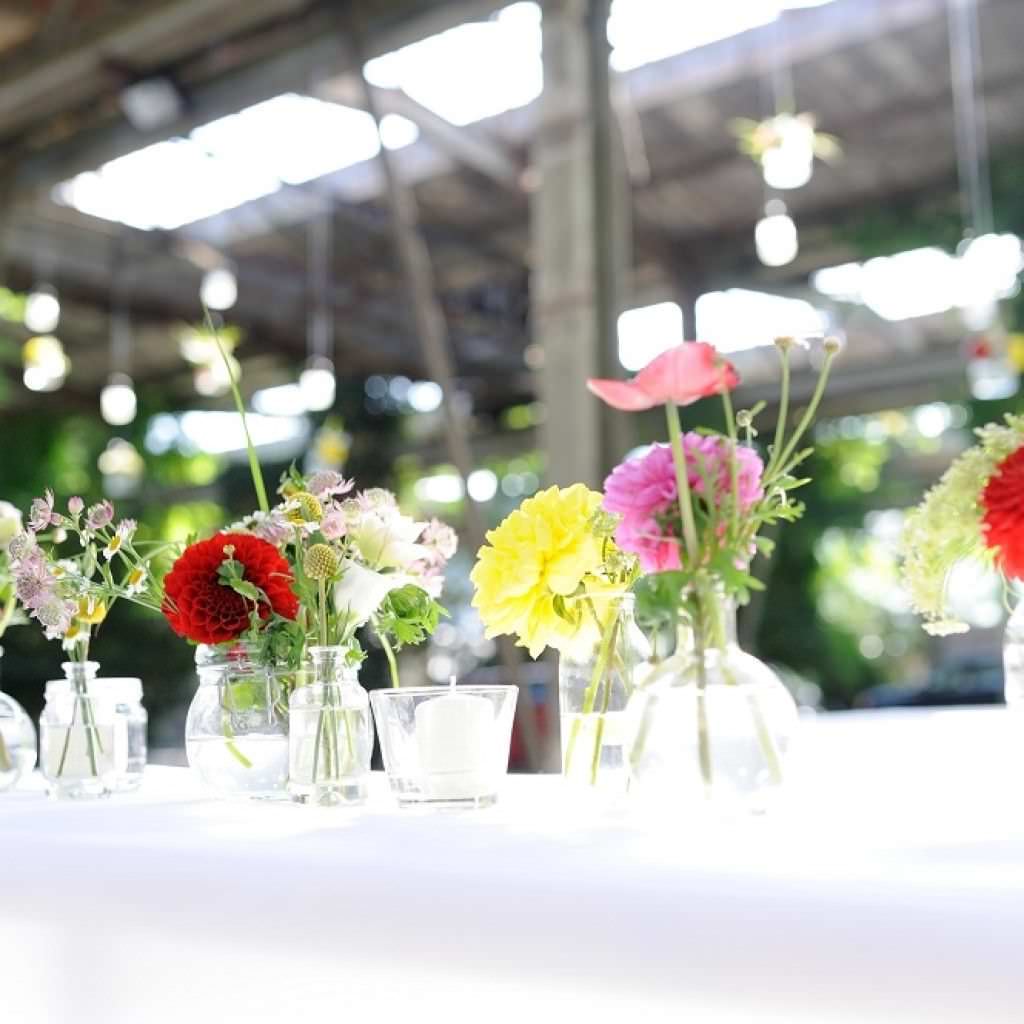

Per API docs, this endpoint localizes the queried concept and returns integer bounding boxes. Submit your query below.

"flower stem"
[721,387,741,538]
[690,587,713,796]
[318,577,328,648]
[773,351,837,475]
[205,304,269,514]
[665,400,699,567]
[767,346,791,478]
[381,633,401,688]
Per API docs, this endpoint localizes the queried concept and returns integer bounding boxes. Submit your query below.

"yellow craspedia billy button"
[287,491,323,525]
[304,543,339,580]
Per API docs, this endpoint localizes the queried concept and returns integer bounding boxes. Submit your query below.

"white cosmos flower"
[334,560,413,628]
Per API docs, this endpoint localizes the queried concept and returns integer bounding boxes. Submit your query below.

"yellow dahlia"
[471,484,616,657]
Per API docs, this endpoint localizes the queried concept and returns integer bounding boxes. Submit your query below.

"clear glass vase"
[558,593,649,795]
[185,643,289,799]
[0,645,37,792]
[104,678,147,792]
[1004,602,1024,707]
[626,590,799,813]
[40,661,118,800]
[288,646,372,807]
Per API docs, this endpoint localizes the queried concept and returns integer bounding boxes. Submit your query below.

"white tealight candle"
[415,678,495,800]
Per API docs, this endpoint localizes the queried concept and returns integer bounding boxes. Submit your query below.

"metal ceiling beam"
[322,75,524,191]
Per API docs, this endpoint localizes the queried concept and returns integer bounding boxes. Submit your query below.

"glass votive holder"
[370,684,518,809]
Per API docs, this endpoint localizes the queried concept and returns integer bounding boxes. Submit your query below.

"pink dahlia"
[602,436,764,572]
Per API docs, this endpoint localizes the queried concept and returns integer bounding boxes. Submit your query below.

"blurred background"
[1,0,1022,769]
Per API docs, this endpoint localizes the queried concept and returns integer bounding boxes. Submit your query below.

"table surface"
[3,706,1023,1024]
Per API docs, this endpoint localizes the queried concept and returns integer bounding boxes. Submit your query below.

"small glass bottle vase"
[40,661,118,799]
[558,594,649,794]
[288,646,372,807]
[626,593,798,813]
[0,645,37,792]
[186,643,289,799]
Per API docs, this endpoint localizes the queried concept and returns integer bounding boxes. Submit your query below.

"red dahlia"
[981,445,1024,580]
[162,532,299,645]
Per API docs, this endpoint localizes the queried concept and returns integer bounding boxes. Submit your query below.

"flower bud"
[823,335,842,355]
[774,335,796,352]
[736,410,753,430]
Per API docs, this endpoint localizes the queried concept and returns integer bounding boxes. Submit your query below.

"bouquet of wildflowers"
[205,467,457,684]
[9,492,171,657]
[900,413,1024,635]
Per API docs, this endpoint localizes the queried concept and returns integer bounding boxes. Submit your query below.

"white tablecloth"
[2,707,1023,1024]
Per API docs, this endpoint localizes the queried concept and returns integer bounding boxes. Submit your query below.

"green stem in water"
[205,305,269,514]
[563,605,620,782]
[691,588,713,797]
[665,400,699,567]
[381,633,401,688]
[318,577,328,649]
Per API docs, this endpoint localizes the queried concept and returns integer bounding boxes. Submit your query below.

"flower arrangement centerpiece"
[7,493,169,798]
[471,483,641,792]
[190,469,456,806]
[156,325,457,804]
[899,414,1024,702]
[0,500,36,791]
[587,337,839,808]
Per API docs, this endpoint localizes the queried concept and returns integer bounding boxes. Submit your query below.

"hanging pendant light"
[755,199,799,267]
[100,306,137,425]
[24,284,61,334]
[200,265,238,311]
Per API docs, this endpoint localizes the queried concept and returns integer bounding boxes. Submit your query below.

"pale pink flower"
[321,506,347,541]
[28,490,60,532]
[86,500,114,531]
[68,496,84,516]
[306,471,354,500]
[420,519,458,561]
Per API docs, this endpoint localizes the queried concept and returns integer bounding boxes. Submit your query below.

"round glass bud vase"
[288,646,372,807]
[558,594,650,795]
[1004,602,1024,707]
[40,661,118,800]
[186,643,289,800]
[625,594,798,814]
[0,645,37,792]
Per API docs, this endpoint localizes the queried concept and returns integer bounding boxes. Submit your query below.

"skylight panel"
[608,0,836,73]
[696,288,827,353]
[363,2,542,126]
[54,94,418,230]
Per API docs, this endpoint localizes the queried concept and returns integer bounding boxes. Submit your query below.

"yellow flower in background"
[471,484,613,658]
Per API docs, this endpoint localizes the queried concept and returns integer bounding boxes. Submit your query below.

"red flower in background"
[162,532,298,645]
[587,342,739,412]
[981,445,1024,580]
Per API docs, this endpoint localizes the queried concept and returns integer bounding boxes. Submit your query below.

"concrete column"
[532,0,630,488]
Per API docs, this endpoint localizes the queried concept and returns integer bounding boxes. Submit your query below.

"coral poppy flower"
[162,532,299,645]
[981,445,1024,579]
[587,342,739,411]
